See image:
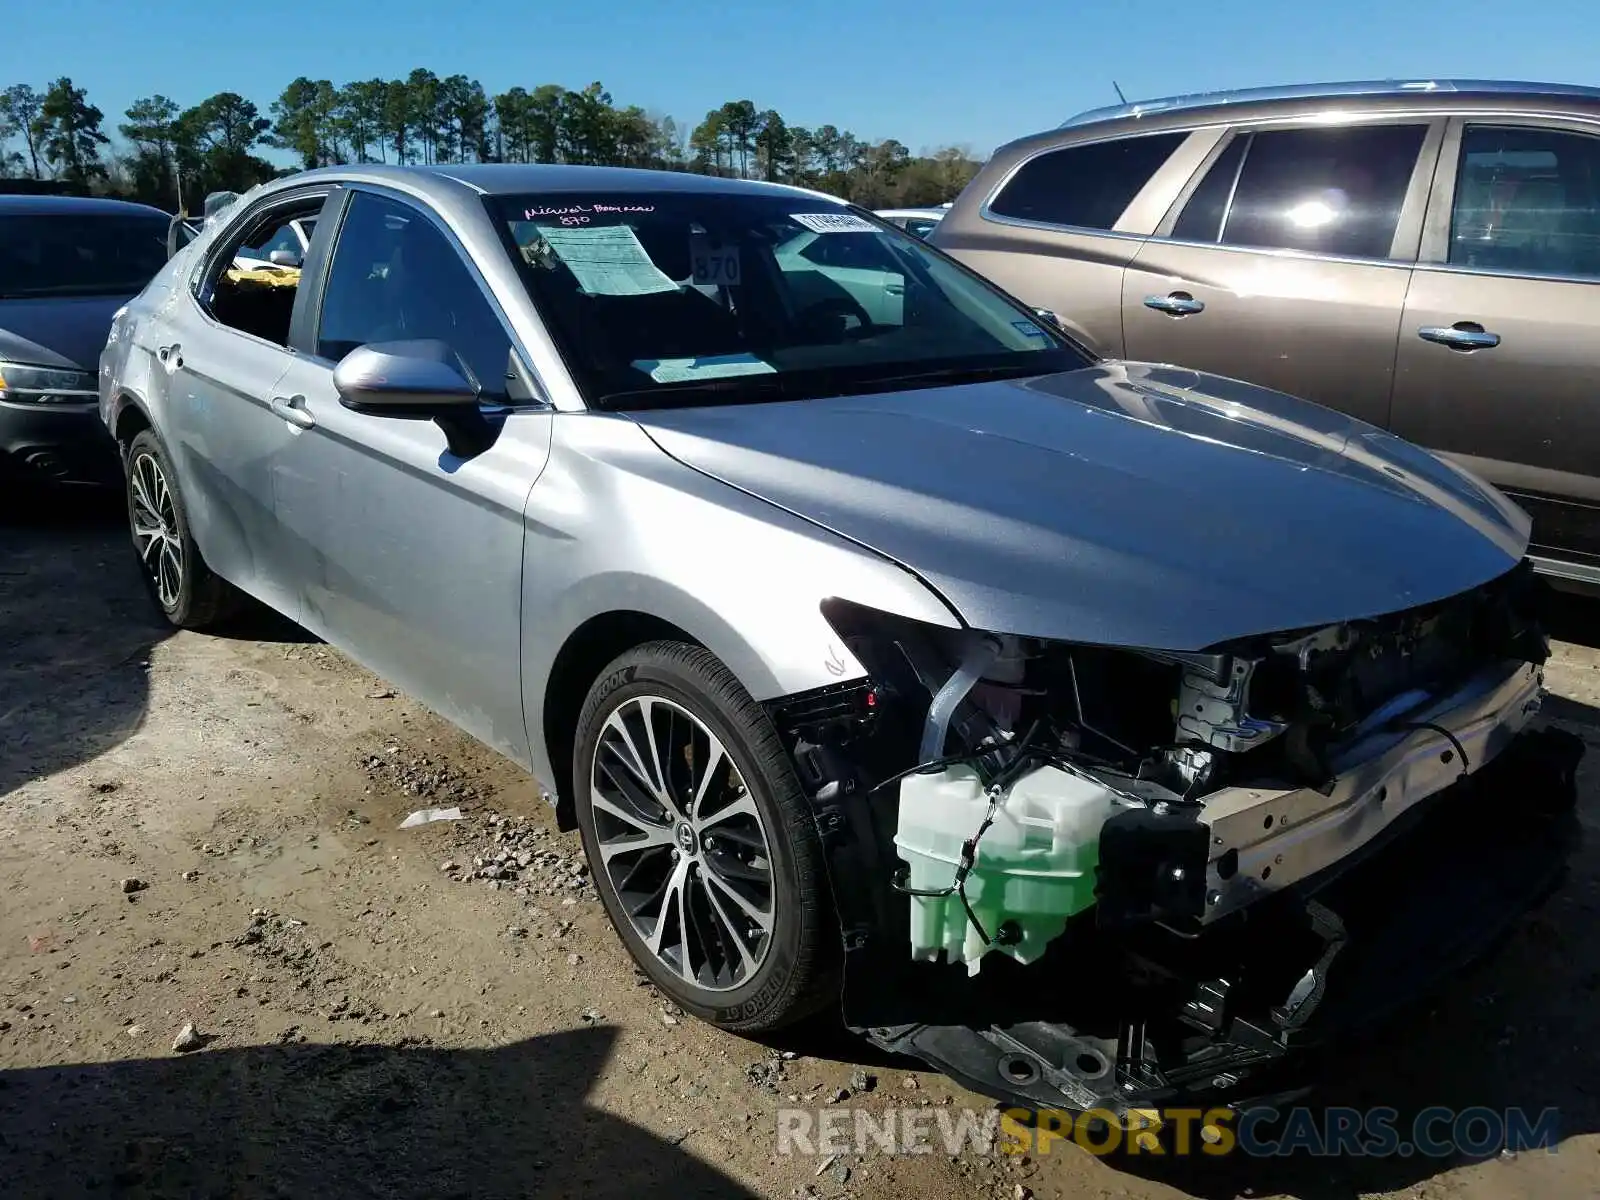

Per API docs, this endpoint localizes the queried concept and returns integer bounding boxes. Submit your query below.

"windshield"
[0,213,170,298]
[488,192,1090,408]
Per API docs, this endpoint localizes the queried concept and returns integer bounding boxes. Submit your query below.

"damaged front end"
[765,561,1583,1117]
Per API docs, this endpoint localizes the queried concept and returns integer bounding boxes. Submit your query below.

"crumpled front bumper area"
[838,723,1583,1118]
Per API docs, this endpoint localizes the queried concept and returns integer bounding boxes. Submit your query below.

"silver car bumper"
[1200,660,1545,923]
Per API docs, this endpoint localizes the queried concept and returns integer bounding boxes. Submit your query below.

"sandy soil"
[3,492,1599,1200]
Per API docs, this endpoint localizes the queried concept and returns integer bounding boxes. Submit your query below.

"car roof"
[1059,78,1600,130]
[0,193,171,218]
[289,162,839,202]
[876,207,946,219]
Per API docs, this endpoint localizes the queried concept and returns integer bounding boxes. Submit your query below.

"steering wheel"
[795,295,874,341]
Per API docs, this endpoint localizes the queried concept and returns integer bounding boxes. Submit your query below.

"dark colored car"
[0,194,170,484]
[933,79,1600,591]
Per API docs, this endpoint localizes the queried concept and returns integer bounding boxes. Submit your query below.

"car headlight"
[0,361,98,405]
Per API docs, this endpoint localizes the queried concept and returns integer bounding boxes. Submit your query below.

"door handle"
[156,343,182,369]
[1144,292,1205,316]
[1418,323,1501,351]
[270,394,316,429]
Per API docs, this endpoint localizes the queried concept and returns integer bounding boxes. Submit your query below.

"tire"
[573,641,841,1032]
[124,428,242,630]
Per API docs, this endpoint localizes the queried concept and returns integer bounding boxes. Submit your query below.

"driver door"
[269,187,554,763]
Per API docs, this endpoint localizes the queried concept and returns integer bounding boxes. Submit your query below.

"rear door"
[1389,117,1600,574]
[931,129,1209,356]
[1122,119,1443,429]
[159,189,335,616]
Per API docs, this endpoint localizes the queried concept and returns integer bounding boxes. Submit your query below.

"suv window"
[1194,124,1427,259]
[988,132,1187,230]
[1171,134,1250,243]
[317,191,512,397]
[1450,125,1600,278]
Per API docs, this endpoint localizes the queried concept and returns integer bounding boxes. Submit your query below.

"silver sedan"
[98,164,1577,1115]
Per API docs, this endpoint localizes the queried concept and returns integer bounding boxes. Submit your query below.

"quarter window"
[1450,125,1600,278]
[317,191,513,397]
[1171,134,1249,243]
[1202,124,1428,259]
[988,132,1187,230]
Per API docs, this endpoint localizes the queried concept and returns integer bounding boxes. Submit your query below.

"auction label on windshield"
[790,212,878,234]
[690,233,741,285]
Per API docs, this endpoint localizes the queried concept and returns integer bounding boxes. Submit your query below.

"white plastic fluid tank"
[894,762,1123,975]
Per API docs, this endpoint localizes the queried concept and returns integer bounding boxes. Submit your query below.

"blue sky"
[12,0,1597,158]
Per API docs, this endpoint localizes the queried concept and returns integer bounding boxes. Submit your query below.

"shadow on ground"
[0,486,317,799]
[0,486,173,798]
[0,1026,753,1199]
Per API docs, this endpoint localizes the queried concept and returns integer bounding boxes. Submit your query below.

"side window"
[1171,134,1250,243]
[238,222,303,262]
[205,201,323,347]
[317,192,513,398]
[987,132,1188,230]
[796,231,893,271]
[1450,125,1600,278]
[1215,124,1428,259]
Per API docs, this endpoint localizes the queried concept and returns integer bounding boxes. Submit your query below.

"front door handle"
[270,394,316,430]
[1418,322,1501,351]
[1144,291,1206,316]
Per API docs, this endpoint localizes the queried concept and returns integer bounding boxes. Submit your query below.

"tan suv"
[932,80,1600,587]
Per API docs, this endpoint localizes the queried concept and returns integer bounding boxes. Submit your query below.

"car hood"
[0,294,130,372]
[630,362,1531,650]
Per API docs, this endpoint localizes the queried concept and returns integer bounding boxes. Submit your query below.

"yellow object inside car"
[221,265,303,288]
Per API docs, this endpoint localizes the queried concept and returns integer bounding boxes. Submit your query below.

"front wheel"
[573,641,840,1032]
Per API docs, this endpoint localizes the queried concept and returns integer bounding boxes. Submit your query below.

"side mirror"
[268,249,302,268]
[332,339,496,458]
[167,213,199,260]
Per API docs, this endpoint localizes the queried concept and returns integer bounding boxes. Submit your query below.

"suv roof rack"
[1060,79,1600,129]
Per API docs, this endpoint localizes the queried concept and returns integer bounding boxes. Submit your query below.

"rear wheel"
[573,641,840,1032]
[125,429,241,630]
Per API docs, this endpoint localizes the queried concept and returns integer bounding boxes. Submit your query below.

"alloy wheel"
[129,451,183,610]
[588,695,775,991]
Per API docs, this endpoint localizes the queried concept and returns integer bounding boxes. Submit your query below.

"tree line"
[1,74,982,212]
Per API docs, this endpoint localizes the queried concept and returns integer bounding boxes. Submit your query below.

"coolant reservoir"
[894,763,1122,975]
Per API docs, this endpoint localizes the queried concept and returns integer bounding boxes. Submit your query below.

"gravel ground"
[3,491,1599,1200]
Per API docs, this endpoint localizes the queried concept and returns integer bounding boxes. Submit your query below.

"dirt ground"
[4,493,1600,1200]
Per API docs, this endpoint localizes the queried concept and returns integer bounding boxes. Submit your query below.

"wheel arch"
[539,609,705,830]
[110,392,154,455]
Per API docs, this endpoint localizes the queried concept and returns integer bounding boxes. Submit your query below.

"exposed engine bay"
[766,561,1583,1116]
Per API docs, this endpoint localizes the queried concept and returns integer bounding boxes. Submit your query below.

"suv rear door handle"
[1144,292,1205,316]
[270,394,316,430]
[1418,323,1501,351]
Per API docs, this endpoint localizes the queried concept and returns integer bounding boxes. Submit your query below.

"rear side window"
[988,132,1187,230]
[1450,125,1600,278]
[1202,124,1428,259]
[1171,134,1250,243]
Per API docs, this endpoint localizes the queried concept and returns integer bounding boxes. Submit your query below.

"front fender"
[519,412,961,796]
